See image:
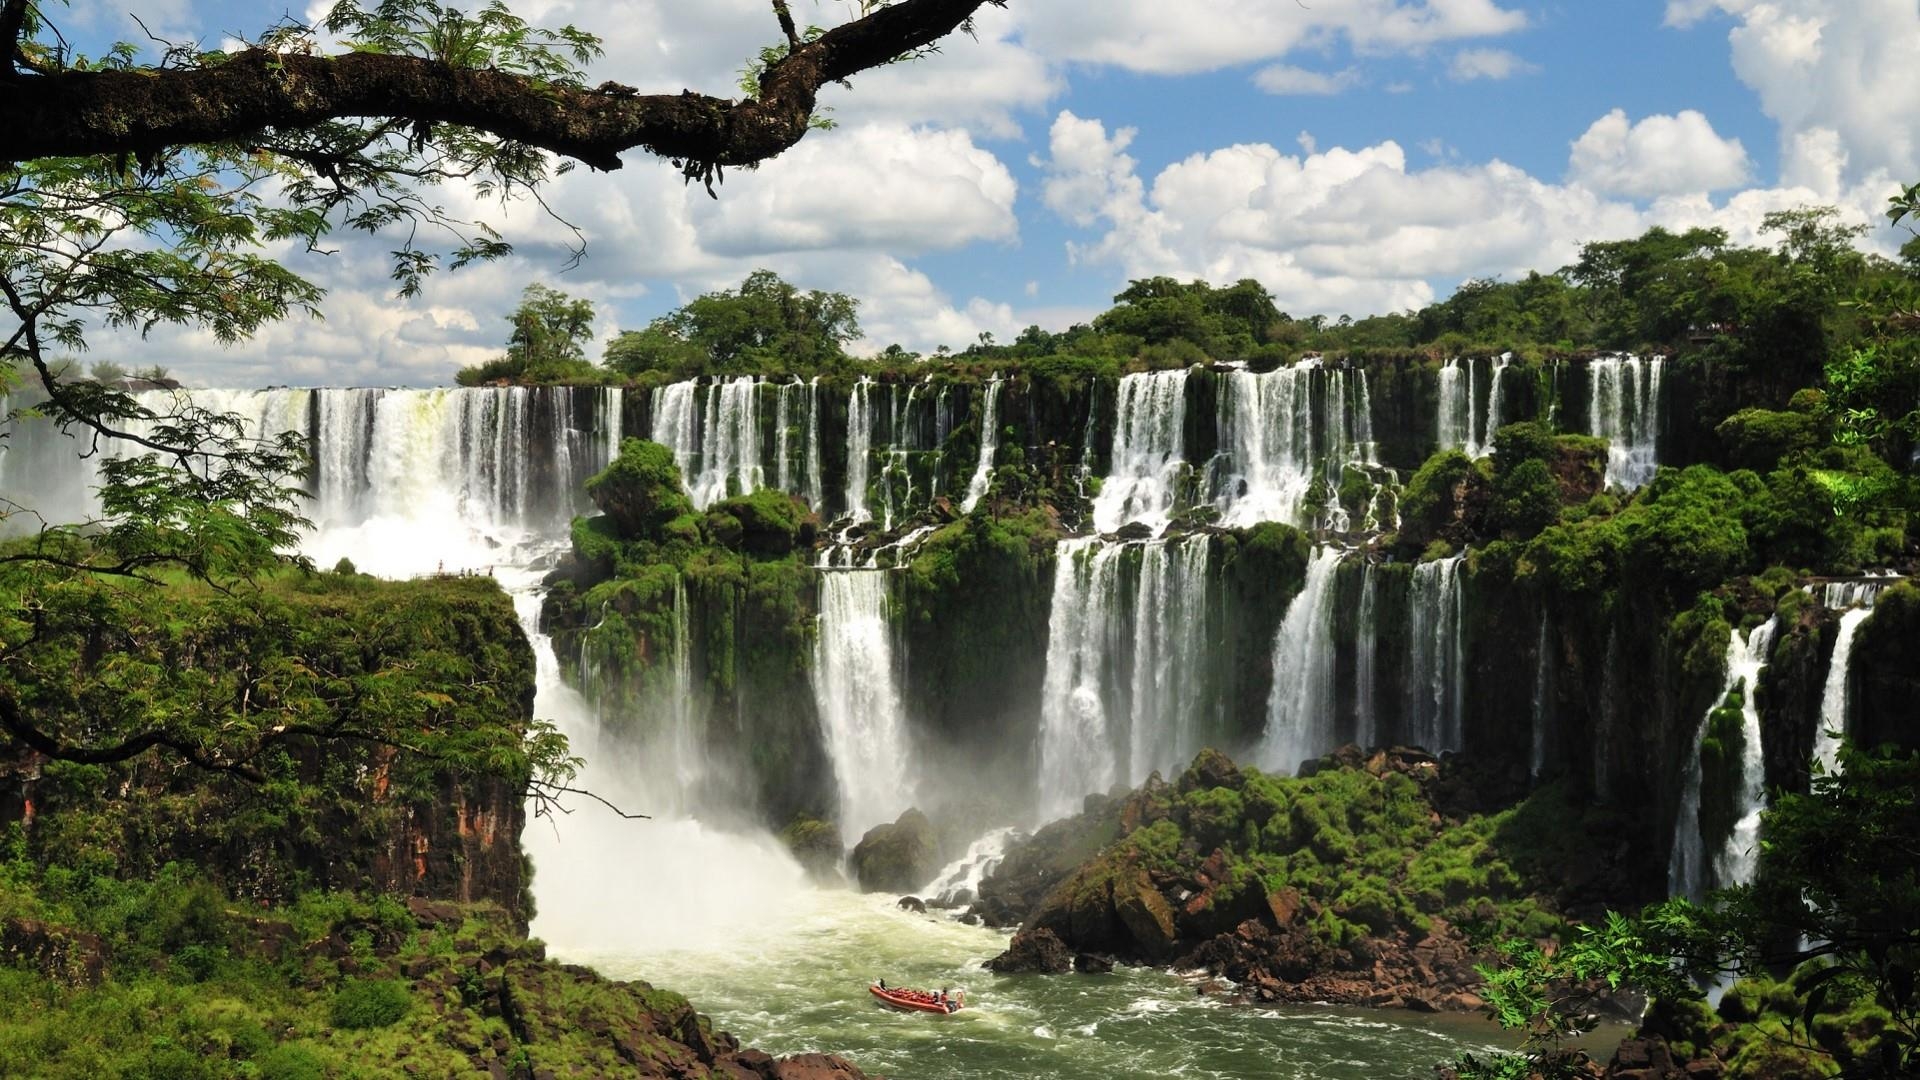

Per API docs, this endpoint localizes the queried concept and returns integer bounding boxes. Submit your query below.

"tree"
[0,0,993,796]
[456,283,596,384]
[603,269,860,377]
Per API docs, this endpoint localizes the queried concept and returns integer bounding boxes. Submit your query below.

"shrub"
[329,979,412,1030]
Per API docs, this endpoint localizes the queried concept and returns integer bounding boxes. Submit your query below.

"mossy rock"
[779,817,844,883]
[850,809,941,894]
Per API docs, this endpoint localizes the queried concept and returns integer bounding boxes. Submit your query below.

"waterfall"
[1126,537,1214,784]
[1260,546,1345,773]
[811,548,914,836]
[844,378,876,525]
[1590,354,1664,490]
[702,377,765,507]
[1214,364,1314,528]
[1669,619,1779,899]
[1437,358,1478,457]
[805,377,825,514]
[1353,561,1379,749]
[1093,370,1188,534]
[960,374,1003,513]
[1352,368,1380,468]
[576,575,706,815]
[1813,609,1871,776]
[774,379,797,496]
[1531,616,1552,778]
[646,377,766,509]
[1481,353,1510,457]
[1037,538,1125,822]
[1405,556,1466,753]
[922,826,1019,905]
[1035,535,1212,822]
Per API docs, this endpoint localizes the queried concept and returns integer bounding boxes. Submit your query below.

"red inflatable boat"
[869,983,964,1014]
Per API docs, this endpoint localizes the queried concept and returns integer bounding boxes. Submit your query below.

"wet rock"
[1113,869,1177,960]
[779,818,844,885]
[851,809,940,894]
[986,927,1073,974]
[1175,748,1244,793]
[1073,952,1114,974]
[1113,521,1155,541]
[896,896,927,914]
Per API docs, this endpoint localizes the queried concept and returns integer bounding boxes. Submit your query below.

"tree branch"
[772,1,801,49]
[0,0,999,173]
[0,0,27,82]
[0,691,268,781]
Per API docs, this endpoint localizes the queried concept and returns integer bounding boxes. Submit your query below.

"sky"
[46,0,1920,387]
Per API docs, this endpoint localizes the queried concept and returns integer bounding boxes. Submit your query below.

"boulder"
[986,927,1073,974]
[779,817,844,884]
[850,809,940,894]
[1112,869,1178,960]
[1175,748,1244,793]
[0,917,105,987]
[896,896,927,914]
[1073,952,1114,974]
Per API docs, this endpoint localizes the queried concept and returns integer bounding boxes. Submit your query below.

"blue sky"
[47,0,1920,386]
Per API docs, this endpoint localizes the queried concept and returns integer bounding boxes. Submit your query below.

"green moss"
[329,979,412,1029]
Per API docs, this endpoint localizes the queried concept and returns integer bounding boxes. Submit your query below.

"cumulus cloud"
[1037,110,1887,321]
[1447,47,1540,81]
[1669,0,1920,187]
[1568,109,1751,197]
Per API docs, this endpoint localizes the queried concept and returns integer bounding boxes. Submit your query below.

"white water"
[1034,536,1213,822]
[1214,363,1316,528]
[922,826,1019,907]
[845,377,877,525]
[1126,537,1214,784]
[650,377,763,509]
[1260,546,1345,773]
[1036,538,1126,822]
[961,375,1004,513]
[1812,609,1870,777]
[1353,561,1380,750]
[1481,354,1510,457]
[1437,358,1480,458]
[1093,371,1188,534]
[1668,619,1778,899]
[1405,556,1466,754]
[1589,354,1664,490]
[812,548,916,838]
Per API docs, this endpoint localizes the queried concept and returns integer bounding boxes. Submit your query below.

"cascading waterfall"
[922,826,1019,905]
[805,377,825,514]
[1481,354,1510,457]
[844,378,876,525]
[1437,358,1479,457]
[1260,546,1345,773]
[647,377,765,509]
[1093,371,1188,534]
[1353,561,1379,749]
[960,375,1003,513]
[1590,354,1664,490]
[1812,609,1871,777]
[774,379,798,496]
[1669,618,1779,899]
[1214,364,1314,528]
[651,381,700,491]
[1405,556,1466,753]
[576,575,706,816]
[1035,535,1212,823]
[811,547,914,837]
[1036,538,1125,823]
[1126,537,1214,784]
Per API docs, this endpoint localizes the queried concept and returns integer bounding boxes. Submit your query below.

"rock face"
[985,927,1073,974]
[850,809,941,894]
[779,817,845,884]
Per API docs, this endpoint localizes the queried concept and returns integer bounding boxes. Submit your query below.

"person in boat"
[877,979,886,991]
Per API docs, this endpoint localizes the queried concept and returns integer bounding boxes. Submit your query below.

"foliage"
[603,270,860,378]
[457,283,601,385]
[330,979,413,1029]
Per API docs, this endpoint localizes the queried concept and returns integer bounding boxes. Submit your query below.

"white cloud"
[1254,65,1363,95]
[1568,109,1751,197]
[1447,47,1540,81]
[1037,109,1889,321]
[1019,0,1526,76]
[1672,1,1920,186]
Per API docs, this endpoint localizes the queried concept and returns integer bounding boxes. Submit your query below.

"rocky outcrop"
[779,817,845,884]
[980,747,1606,1015]
[984,927,1072,974]
[850,809,940,894]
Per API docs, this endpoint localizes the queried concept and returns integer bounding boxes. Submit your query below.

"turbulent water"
[1404,556,1466,754]
[962,374,1004,513]
[1261,546,1344,773]
[813,548,917,837]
